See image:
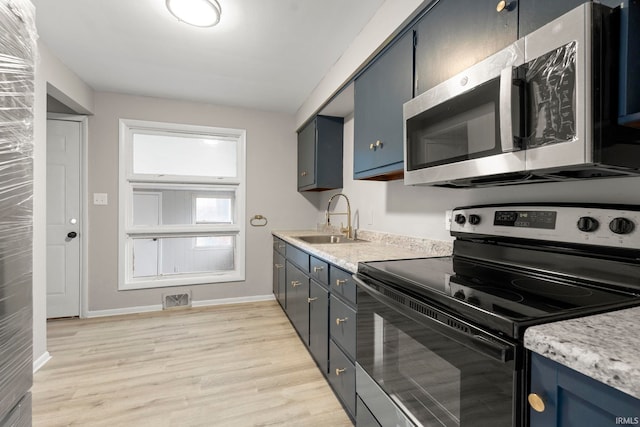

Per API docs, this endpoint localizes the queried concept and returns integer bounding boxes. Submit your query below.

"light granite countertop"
[524,306,640,400]
[272,229,452,273]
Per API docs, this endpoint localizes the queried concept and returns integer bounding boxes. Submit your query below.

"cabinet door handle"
[307,297,318,303]
[291,280,301,288]
[527,393,545,413]
[335,279,348,286]
[275,264,284,269]
[370,140,383,151]
[496,0,507,12]
[335,317,349,325]
[278,244,285,249]
[300,171,308,177]
[335,368,347,376]
[313,266,324,272]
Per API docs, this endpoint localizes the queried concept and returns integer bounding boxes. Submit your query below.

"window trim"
[118,119,246,290]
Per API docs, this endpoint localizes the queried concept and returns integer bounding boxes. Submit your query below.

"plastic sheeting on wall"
[0,0,37,425]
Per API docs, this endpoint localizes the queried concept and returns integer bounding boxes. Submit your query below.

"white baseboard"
[191,294,275,307]
[86,304,163,318]
[33,351,51,373]
[86,295,276,318]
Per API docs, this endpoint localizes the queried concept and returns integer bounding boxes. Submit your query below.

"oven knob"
[577,216,599,232]
[469,214,481,225]
[454,214,466,225]
[609,217,635,235]
[453,290,465,300]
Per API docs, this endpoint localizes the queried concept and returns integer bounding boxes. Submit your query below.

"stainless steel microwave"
[403,2,640,187]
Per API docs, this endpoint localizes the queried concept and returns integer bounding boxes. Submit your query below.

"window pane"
[195,235,234,248]
[132,238,159,277]
[132,235,235,278]
[132,192,161,226]
[195,197,232,224]
[132,133,237,177]
[132,187,235,226]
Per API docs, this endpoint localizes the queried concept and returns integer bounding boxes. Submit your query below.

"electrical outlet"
[93,193,108,205]
[445,210,452,230]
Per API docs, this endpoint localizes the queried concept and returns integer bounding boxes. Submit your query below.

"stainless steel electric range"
[354,204,640,427]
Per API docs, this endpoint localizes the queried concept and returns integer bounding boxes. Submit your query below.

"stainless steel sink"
[296,235,367,244]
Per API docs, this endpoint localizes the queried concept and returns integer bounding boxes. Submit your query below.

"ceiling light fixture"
[166,0,222,28]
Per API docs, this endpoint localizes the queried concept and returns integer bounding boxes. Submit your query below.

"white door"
[46,119,81,318]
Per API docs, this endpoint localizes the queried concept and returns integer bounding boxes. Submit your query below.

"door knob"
[67,231,78,239]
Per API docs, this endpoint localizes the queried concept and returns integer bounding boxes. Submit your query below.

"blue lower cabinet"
[330,294,356,360]
[308,280,329,374]
[273,239,356,422]
[329,340,356,417]
[529,353,640,427]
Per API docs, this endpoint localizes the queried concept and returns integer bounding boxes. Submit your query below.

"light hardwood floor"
[32,301,353,427]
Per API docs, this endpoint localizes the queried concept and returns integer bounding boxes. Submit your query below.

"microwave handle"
[499,66,516,152]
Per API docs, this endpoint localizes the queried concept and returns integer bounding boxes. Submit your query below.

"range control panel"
[450,205,640,249]
[494,210,557,229]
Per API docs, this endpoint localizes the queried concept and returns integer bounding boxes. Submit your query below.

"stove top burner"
[511,279,594,297]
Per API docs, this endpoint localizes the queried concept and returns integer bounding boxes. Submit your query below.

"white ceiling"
[32,0,385,113]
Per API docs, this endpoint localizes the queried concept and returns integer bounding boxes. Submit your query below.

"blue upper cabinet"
[519,0,623,36]
[353,30,414,181]
[529,353,640,427]
[414,0,518,96]
[519,0,587,36]
[297,115,344,192]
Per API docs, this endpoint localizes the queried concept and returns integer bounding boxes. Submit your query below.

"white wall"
[34,41,95,366]
[317,115,640,242]
[87,92,320,312]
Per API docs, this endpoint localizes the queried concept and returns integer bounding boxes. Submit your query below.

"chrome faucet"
[326,193,353,239]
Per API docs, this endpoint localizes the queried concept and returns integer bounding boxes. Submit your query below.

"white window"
[119,119,246,290]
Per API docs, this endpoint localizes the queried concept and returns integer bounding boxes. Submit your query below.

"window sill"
[120,271,245,290]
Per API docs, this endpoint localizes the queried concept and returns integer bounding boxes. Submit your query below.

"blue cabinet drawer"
[273,237,286,255]
[309,256,329,286]
[286,243,309,272]
[330,294,356,360]
[330,266,356,304]
[329,340,356,417]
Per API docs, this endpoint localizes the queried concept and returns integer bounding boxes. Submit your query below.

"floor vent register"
[162,292,192,309]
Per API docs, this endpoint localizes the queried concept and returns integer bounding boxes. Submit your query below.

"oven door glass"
[356,277,522,427]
